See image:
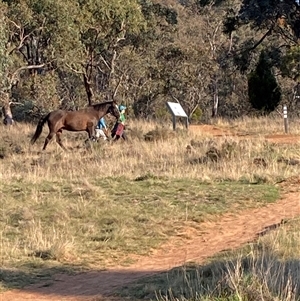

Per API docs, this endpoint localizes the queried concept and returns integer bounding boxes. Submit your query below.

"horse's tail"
[30,113,50,144]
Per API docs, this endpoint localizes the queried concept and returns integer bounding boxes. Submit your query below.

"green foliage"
[281,45,300,81]
[12,72,60,120]
[248,51,281,114]
[32,73,60,110]
[152,2,177,25]
[0,0,299,120]
[140,0,177,25]
[132,0,178,51]
[80,0,145,44]
[6,1,72,65]
[157,45,185,61]
[190,106,202,123]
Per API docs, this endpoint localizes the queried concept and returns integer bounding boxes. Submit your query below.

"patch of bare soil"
[189,124,235,137]
[264,134,300,144]
[189,124,300,144]
[2,125,300,301]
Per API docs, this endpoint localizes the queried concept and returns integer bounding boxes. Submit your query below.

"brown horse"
[31,100,120,150]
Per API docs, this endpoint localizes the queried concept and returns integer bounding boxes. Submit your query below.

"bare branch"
[275,108,283,117]
[189,104,199,119]
[110,20,126,48]
[7,19,21,30]
[9,101,23,106]
[65,63,84,74]
[112,69,128,99]
[277,26,298,45]
[7,18,45,55]
[9,64,45,87]
[99,54,111,70]
[206,20,222,56]
[169,92,180,103]
[238,26,274,55]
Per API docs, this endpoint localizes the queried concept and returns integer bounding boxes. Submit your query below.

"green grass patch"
[0,176,279,291]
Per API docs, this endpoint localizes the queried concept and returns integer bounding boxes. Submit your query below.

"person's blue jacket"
[97,117,106,129]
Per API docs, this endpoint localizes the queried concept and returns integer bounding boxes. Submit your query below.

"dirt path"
[2,191,300,301]
[189,124,300,144]
[2,125,300,301]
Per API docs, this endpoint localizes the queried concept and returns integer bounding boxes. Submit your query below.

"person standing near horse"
[111,105,127,141]
[95,117,108,140]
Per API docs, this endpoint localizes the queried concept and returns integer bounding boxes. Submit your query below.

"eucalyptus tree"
[85,0,185,118]
[1,0,147,120]
[67,0,146,105]
[162,0,241,119]
[125,0,218,120]
[149,0,249,119]
[0,1,33,123]
[1,0,84,119]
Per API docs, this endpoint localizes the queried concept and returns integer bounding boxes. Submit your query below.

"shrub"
[248,51,281,114]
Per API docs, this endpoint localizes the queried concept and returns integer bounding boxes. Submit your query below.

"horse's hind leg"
[42,132,55,150]
[56,130,67,151]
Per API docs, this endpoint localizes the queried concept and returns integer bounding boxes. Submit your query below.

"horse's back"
[49,109,67,119]
[47,107,100,132]
[64,109,97,131]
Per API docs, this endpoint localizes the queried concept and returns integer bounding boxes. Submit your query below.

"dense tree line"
[0,0,299,123]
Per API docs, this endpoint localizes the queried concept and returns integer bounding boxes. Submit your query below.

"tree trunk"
[212,81,219,118]
[83,73,94,106]
[212,94,219,117]
[1,92,14,125]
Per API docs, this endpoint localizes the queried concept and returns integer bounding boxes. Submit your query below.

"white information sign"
[166,101,189,130]
[166,102,188,117]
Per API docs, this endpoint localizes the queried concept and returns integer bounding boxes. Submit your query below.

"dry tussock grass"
[122,219,300,301]
[212,115,300,136]
[1,117,300,184]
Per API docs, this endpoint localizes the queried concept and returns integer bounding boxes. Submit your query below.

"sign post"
[283,105,288,133]
[166,102,189,130]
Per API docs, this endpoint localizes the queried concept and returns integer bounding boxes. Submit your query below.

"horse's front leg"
[87,122,96,141]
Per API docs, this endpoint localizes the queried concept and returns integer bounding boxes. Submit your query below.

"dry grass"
[1,117,300,183]
[120,218,300,301]
[0,116,300,296]
[211,115,300,136]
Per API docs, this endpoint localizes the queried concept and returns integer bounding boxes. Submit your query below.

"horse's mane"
[91,100,114,108]
[91,101,114,110]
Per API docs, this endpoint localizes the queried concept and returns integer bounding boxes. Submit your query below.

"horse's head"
[108,101,120,120]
